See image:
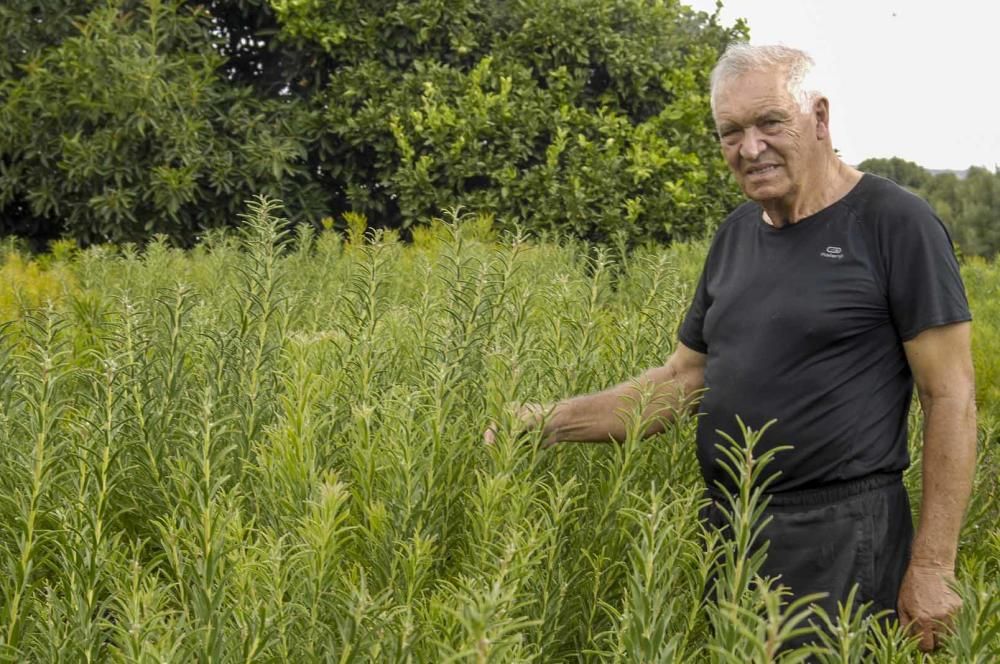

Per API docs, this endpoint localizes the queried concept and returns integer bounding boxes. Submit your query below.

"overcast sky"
[685,0,1000,171]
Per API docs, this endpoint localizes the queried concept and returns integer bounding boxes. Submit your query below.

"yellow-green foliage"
[411,208,497,250]
[964,257,1000,425]
[0,200,994,661]
[0,250,77,321]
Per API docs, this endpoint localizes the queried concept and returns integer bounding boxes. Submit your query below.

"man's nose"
[739,126,766,161]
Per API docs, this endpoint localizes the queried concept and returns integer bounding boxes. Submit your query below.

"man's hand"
[483,402,551,446]
[483,343,707,448]
[897,561,962,652]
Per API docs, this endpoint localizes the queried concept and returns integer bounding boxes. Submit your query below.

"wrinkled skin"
[897,562,962,651]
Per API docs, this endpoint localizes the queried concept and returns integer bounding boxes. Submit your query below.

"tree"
[859,157,1000,258]
[272,0,747,244]
[856,156,931,191]
[0,1,325,245]
[0,0,96,81]
[951,167,1000,258]
[1,0,746,247]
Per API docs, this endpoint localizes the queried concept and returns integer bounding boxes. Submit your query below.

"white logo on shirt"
[821,246,844,260]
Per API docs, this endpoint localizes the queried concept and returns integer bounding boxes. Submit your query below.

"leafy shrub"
[273,0,746,245]
[0,1,325,245]
[0,1,747,248]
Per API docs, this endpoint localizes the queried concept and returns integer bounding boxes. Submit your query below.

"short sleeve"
[678,263,711,353]
[882,200,971,341]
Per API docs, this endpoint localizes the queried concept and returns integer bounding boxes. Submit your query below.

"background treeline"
[0,0,746,248]
[859,157,1000,258]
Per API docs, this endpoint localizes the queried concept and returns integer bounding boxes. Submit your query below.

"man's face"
[713,70,819,203]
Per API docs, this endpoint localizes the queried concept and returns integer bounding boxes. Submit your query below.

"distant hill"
[928,168,969,179]
[852,160,971,181]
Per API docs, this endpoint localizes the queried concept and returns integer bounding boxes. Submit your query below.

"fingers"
[916,621,935,652]
[483,402,550,447]
[481,420,530,447]
[484,422,550,447]
[896,563,962,653]
[899,606,951,653]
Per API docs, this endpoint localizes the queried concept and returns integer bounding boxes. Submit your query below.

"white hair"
[710,44,825,115]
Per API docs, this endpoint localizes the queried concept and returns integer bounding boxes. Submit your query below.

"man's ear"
[813,96,831,140]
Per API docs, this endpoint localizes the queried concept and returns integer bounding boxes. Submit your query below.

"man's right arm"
[527,342,707,446]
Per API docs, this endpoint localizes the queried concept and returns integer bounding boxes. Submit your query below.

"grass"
[0,198,996,662]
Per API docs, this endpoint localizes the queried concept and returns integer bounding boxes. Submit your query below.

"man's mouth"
[746,164,779,176]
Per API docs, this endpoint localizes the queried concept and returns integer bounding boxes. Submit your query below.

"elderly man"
[493,44,977,651]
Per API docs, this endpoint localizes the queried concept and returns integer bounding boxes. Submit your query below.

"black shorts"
[702,471,913,620]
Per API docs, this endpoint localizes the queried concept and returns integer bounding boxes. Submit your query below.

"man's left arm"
[898,321,977,652]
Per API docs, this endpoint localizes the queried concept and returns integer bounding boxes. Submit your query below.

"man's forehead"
[713,70,796,122]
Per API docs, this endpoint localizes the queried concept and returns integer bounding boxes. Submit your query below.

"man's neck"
[761,158,863,228]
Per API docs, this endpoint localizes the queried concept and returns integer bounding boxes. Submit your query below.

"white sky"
[685,0,1000,171]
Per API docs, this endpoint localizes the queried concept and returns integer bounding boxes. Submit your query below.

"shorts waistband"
[767,471,903,507]
[708,471,904,508]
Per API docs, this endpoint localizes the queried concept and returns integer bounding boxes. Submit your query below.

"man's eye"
[719,129,742,144]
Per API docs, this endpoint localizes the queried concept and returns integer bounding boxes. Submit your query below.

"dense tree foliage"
[860,157,1000,258]
[0,1,325,246]
[0,0,745,247]
[272,0,746,244]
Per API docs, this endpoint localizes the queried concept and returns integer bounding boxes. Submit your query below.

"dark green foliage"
[859,157,1000,259]
[0,1,325,246]
[857,156,933,191]
[275,0,746,244]
[196,0,331,97]
[0,0,98,246]
[0,0,96,81]
[1,0,745,247]
[939,167,1000,259]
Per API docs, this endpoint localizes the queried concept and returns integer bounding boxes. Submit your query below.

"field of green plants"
[0,199,997,662]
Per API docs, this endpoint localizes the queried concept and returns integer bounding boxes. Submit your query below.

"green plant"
[0,198,994,660]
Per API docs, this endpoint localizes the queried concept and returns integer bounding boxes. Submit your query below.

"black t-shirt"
[679,173,971,493]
